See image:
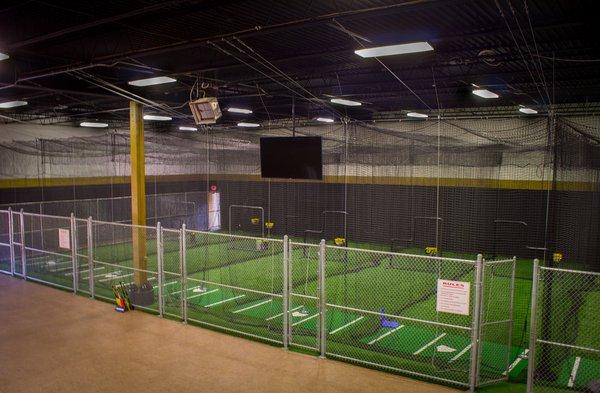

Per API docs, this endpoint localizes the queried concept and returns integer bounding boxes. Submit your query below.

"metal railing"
[0,208,521,391]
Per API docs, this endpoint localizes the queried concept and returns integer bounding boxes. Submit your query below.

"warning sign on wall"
[58,228,70,250]
[436,279,470,315]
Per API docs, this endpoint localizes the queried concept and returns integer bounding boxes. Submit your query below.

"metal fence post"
[19,209,26,280]
[181,223,188,323]
[157,222,164,318]
[505,256,517,377]
[282,235,289,350]
[526,259,540,393]
[87,217,95,299]
[8,207,15,276]
[70,213,77,294]
[469,254,484,392]
[318,239,326,358]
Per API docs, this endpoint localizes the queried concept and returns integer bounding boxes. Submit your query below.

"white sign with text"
[58,228,70,250]
[436,279,470,315]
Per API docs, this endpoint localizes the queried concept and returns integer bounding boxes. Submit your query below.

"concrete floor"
[0,275,458,393]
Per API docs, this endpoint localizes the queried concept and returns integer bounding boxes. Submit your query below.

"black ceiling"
[0,0,599,127]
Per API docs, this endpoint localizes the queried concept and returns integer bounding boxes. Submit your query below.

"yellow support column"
[130,101,147,284]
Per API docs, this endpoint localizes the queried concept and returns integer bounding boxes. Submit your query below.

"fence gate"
[528,262,600,392]
[287,240,322,352]
[478,258,517,386]
[0,210,11,275]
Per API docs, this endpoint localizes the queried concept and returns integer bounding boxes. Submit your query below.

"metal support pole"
[8,208,15,276]
[318,239,326,358]
[19,209,26,280]
[505,256,517,377]
[526,259,540,393]
[157,222,164,317]
[282,235,289,349]
[87,217,95,299]
[469,254,484,392]
[181,223,188,323]
[70,213,77,294]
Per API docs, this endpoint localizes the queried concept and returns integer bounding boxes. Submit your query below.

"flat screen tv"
[260,136,323,180]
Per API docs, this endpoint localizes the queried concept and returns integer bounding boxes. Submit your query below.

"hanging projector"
[189,97,222,124]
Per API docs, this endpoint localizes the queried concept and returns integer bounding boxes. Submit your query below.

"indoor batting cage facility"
[0,1,599,392]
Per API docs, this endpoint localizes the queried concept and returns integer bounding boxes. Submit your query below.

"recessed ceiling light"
[330,98,362,106]
[128,76,176,87]
[519,107,538,114]
[0,100,28,109]
[237,122,260,128]
[472,89,499,99]
[316,117,334,123]
[0,52,9,61]
[406,112,428,118]
[227,107,253,114]
[179,126,198,131]
[143,114,172,121]
[80,122,108,128]
[355,42,434,58]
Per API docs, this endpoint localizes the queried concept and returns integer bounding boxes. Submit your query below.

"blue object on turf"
[379,307,400,328]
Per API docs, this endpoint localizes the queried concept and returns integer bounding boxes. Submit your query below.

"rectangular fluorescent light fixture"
[0,52,9,61]
[80,122,108,128]
[179,126,198,131]
[227,107,253,114]
[519,107,538,114]
[355,42,433,58]
[472,89,499,99]
[330,98,362,106]
[237,122,260,128]
[128,76,176,87]
[316,117,334,123]
[407,112,428,118]
[143,114,172,121]
[0,100,28,109]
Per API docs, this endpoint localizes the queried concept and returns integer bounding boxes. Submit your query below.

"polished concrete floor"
[0,274,458,393]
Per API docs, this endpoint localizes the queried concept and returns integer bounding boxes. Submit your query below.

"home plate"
[437,345,456,353]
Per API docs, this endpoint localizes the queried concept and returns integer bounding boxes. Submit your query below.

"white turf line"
[204,295,246,308]
[233,299,272,314]
[123,277,156,286]
[329,316,365,335]
[368,325,404,345]
[502,349,528,375]
[265,305,303,321]
[98,273,133,282]
[450,344,472,363]
[567,356,581,388]
[413,333,447,355]
[187,289,219,300]
[292,313,319,327]
[170,285,201,295]
[65,266,105,277]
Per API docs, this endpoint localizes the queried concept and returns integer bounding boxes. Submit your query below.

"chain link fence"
[183,229,285,345]
[0,210,538,391]
[528,263,600,392]
[478,258,518,386]
[0,209,11,274]
[323,245,480,388]
[21,212,75,291]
